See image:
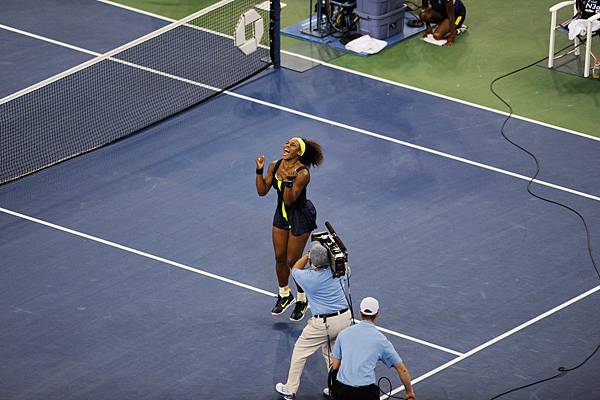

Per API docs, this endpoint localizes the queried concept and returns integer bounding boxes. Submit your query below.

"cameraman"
[330,297,416,400]
[275,241,352,400]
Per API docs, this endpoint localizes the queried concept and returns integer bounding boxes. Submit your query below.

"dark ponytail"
[299,138,323,167]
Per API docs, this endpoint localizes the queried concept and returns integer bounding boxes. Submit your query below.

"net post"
[270,0,281,68]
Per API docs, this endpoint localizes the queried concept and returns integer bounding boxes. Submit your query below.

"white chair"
[548,0,600,77]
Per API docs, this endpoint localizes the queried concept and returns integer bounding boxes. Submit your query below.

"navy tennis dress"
[271,159,317,236]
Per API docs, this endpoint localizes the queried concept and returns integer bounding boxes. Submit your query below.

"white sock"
[279,286,290,297]
[296,292,307,303]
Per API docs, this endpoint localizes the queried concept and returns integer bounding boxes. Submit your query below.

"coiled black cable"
[487,40,600,399]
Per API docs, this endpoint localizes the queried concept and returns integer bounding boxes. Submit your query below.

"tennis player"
[255,137,324,321]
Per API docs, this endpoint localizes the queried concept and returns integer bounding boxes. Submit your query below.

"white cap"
[360,297,379,316]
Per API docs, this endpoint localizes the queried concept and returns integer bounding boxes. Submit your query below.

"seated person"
[576,0,600,19]
[564,0,600,40]
[420,0,467,46]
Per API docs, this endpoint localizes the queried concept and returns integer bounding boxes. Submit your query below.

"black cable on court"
[487,41,600,399]
[326,270,356,397]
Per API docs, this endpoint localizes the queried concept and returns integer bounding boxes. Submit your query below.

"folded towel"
[422,33,447,46]
[345,35,388,54]
[568,18,600,40]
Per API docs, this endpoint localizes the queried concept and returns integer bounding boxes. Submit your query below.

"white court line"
[1,23,599,204]
[371,323,463,356]
[96,0,600,143]
[0,206,462,356]
[0,24,219,92]
[0,23,99,56]
[381,285,600,399]
[0,0,235,105]
[222,90,600,203]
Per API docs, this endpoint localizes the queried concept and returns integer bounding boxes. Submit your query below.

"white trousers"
[284,310,352,394]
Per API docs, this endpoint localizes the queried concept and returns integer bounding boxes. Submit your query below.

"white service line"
[0,23,220,92]
[366,322,463,356]
[0,206,461,356]
[0,0,235,105]
[1,23,598,204]
[96,0,600,143]
[0,23,99,56]
[381,284,600,399]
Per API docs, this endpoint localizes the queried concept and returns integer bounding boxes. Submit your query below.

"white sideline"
[0,0,235,105]
[95,0,600,143]
[222,90,600,203]
[1,23,599,204]
[381,284,600,399]
[0,206,462,356]
[372,323,463,356]
[0,23,99,56]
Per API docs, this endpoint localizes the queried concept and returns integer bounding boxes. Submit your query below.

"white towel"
[422,33,447,46]
[567,19,600,40]
[345,35,388,54]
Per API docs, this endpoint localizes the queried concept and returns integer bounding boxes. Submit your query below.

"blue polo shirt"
[332,321,402,387]
[291,267,348,316]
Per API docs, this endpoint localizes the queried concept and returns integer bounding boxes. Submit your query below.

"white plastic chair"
[548,0,600,77]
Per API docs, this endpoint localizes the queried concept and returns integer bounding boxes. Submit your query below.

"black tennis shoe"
[407,18,425,28]
[272,293,295,315]
[289,301,308,321]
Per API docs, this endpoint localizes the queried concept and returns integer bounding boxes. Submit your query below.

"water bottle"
[593,60,600,79]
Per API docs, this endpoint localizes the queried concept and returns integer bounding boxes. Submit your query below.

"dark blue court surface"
[0,29,93,98]
[1,1,599,399]
[0,0,167,52]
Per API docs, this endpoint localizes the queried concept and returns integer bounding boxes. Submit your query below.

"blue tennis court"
[1,1,599,399]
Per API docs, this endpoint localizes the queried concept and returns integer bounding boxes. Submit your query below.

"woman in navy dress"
[256,137,323,321]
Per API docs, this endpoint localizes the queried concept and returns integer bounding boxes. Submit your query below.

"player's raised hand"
[256,155,265,170]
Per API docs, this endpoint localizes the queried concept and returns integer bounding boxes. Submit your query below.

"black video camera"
[311,221,348,278]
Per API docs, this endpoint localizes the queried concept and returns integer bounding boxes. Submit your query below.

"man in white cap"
[330,297,416,400]
[275,241,352,400]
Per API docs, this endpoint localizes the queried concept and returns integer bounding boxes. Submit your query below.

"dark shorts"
[454,8,466,28]
[333,381,379,400]
[432,1,466,28]
[272,200,317,236]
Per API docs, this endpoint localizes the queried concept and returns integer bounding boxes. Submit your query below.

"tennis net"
[0,0,280,184]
